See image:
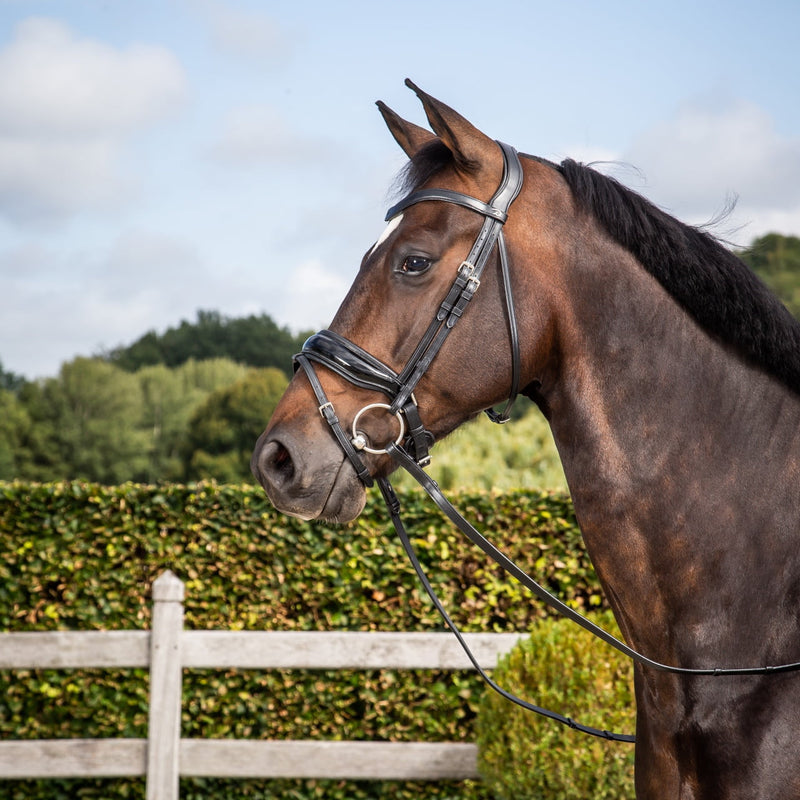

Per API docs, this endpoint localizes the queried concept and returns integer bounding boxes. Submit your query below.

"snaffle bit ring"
[351,403,406,455]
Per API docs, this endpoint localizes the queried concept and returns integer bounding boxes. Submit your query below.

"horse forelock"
[554,157,800,397]
[390,140,455,199]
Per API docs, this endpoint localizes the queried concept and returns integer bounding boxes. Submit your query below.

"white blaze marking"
[368,214,403,256]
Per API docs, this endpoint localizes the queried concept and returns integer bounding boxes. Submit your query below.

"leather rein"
[293,142,800,745]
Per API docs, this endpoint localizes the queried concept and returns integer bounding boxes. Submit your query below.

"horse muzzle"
[251,423,367,523]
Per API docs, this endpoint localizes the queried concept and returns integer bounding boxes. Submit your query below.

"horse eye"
[398,255,432,275]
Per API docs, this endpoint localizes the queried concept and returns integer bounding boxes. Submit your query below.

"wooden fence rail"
[0,571,524,799]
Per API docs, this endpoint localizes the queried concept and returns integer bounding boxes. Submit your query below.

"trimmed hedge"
[0,481,614,799]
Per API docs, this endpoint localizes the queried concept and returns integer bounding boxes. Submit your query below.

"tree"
[136,359,248,482]
[0,360,25,393]
[106,310,309,373]
[182,368,289,482]
[20,358,149,483]
[0,389,32,479]
[738,233,800,319]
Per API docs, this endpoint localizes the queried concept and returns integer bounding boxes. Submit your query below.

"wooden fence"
[0,570,523,799]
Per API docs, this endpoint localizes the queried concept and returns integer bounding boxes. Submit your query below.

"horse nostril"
[271,441,293,480]
[253,438,295,489]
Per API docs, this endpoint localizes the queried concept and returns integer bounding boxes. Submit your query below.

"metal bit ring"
[351,403,406,454]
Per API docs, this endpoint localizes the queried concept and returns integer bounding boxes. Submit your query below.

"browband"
[386,189,508,223]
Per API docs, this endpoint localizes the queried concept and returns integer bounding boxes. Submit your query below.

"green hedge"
[0,481,613,800]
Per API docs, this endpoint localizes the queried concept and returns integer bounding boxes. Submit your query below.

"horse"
[252,80,800,799]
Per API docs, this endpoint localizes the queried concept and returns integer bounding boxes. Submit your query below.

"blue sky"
[1,0,799,378]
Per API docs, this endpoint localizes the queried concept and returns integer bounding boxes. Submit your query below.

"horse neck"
[540,242,800,661]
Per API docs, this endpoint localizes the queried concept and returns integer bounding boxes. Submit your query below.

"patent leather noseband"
[294,140,524,480]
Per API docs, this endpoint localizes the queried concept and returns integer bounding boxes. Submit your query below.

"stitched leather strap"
[385,442,800,679]
[377,472,635,743]
[386,189,508,223]
[294,354,374,488]
[300,331,401,397]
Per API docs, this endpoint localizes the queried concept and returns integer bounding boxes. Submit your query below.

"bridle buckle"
[458,261,480,292]
[458,260,476,278]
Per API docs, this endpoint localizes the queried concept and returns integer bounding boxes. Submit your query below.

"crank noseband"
[295,140,524,483]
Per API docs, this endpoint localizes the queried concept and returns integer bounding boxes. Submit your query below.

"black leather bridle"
[291,140,800,745]
[295,140,524,481]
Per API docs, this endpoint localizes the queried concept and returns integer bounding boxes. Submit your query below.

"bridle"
[295,140,524,479]
[292,141,800,745]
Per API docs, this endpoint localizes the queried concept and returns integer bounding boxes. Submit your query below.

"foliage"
[1,357,269,484]
[16,358,151,484]
[476,612,635,800]
[738,232,800,319]
[0,481,612,799]
[0,482,602,632]
[104,309,310,373]
[0,390,31,478]
[182,367,289,482]
[1,350,568,493]
[137,359,249,482]
[0,360,25,393]
[394,401,567,492]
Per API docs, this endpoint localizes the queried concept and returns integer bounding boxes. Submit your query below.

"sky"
[1,0,799,380]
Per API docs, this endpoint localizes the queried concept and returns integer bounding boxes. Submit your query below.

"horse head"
[251,80,567,522]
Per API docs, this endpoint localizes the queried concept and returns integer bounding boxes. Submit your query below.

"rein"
[293,141,800,745]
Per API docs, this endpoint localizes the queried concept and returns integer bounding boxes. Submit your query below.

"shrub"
[476,612,636,800]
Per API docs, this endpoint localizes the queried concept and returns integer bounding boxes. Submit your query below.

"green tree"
[20,358,149,483]
[0,360,26,392]
[0,389,32,479]
[393,403,567,492]
[739,233,800,318]
[137,359,248,481]
[182,367,288,482]
[106,310,309,373]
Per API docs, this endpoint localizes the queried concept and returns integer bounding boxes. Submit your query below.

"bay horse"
[252,80,800,799]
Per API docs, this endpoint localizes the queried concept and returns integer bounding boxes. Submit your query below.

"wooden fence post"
[146,571,185,800]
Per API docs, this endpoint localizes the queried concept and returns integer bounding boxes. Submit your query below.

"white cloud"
[561,98,800,241]
[192,0,290,61]
[0,136,128,222]
[0,230,206,377]
[209,102,357,170]
[0,224,324,377]
[211,104,319,165]
[623,97,800,232]
[0,17,186,224]
[277,259,349,331]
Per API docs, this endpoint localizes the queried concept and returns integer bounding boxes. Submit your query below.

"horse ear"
[404,79,501,175]
[376,100,436,158]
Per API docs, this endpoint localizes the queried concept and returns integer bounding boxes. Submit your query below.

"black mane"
[556,158,800,396]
